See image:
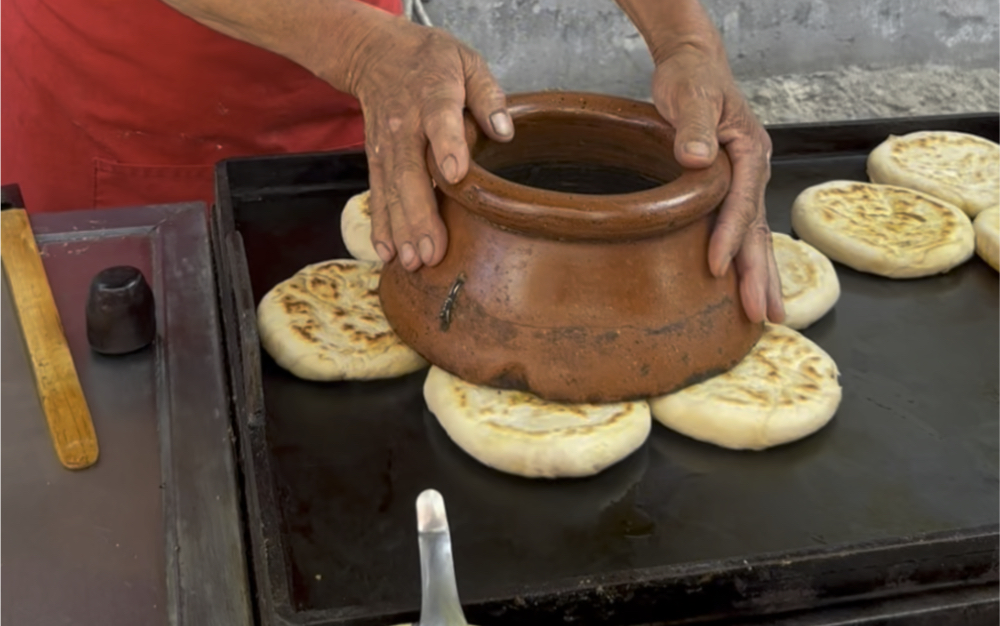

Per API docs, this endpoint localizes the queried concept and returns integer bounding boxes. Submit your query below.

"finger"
[459,46,513,143]
[380,120,419,271]
[708,135,771,277]
[399,165,448,268]
[708,167,756,278]
[421,93,470,185]
[658,83,721,169]
[733,219,772,324]
[365,140,395,263]
[389,130,447,270]
[764,235,786,323]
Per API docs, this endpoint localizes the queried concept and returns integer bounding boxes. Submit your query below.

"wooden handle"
[1,209,99,470]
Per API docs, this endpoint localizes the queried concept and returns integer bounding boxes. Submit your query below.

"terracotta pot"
[379,92,762,403]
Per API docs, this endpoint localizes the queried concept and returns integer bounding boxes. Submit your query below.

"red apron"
[1,0,401,213]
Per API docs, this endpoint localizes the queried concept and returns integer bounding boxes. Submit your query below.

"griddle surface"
[220,116,999,625]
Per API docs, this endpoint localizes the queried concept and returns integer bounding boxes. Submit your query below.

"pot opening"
[471,110,683,196]
[490,162,664,195]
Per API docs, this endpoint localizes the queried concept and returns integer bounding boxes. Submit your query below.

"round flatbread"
[341,190,381,262]
[257,259,426,381]
[790,180,975,279]
[867,131,1000,218]
[772,232,840,329]
[974,206,1000,271]
[650,324,841,451]
[424,366,651,479]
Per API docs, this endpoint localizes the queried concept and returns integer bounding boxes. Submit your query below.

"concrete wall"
[424,0,1000,99]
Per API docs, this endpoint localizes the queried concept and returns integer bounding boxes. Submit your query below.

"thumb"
[459,46,513,143]
[662,92,721,169]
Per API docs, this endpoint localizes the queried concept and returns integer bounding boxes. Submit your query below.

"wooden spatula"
[1,203,99,470]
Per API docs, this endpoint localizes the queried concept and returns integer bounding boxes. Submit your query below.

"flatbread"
[790,180,975,279]
[424,366,651,479]
[974,206,1000,271]
[341,190,382,262]
[257,259,426,381]
[650,324,841,451]
[772,232,840,329]
[867,131,1000,218]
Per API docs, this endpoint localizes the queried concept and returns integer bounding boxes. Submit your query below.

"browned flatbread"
[650,324,841,451]
[340,191,381,262]
[867,131,1000,218]
[772,233,840,329]
[974,206,1000,271]
[424,366,651,478]
[257,259,425,380]
[791,180,975,279]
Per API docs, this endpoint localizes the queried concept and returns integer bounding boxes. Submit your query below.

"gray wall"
[425,0,1000,99]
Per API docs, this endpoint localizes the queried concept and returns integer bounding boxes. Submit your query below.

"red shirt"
[1,0,401,213]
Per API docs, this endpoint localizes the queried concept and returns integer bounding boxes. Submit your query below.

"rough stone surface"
[423,0,999,104]
[737,65,999,124]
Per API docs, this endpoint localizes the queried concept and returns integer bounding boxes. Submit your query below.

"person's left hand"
[649,44,784,324]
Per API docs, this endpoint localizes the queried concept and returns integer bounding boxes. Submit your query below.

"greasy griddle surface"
[233,143,999,620]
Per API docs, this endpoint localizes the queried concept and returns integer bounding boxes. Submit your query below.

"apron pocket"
[94,158,215,210]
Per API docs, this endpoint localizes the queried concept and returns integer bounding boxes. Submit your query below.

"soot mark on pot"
[597,330,620,345]
[544,326,589,342]
[489,364,530,392]
[645,296,735,337]
[676,360,737,391]
[646,319,686,337]
[438,272,466,331]
[443,282,520,345]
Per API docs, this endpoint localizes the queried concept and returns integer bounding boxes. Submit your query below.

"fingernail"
[375,242,393,263]
[400,243,417,268]
[418,236,435,264]
[441,155,458,183]
[714,253,734,277]
[720,256,733,276]
[685,142,711,158]
[490,111,513,137]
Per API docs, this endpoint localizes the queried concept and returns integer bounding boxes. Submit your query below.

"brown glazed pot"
[379,91,762,403]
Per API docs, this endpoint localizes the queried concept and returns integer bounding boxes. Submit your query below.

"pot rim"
[427,91,733,241]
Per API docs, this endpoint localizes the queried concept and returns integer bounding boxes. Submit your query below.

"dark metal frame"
[31,203,254,626]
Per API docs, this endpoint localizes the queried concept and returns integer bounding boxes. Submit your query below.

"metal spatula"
[415,489,469,626]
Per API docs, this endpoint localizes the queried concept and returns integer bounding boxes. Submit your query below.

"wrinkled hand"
[346,19,513,271]
[650,45,784,324]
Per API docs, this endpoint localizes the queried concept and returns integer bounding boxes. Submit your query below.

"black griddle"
[212,114,1000,626]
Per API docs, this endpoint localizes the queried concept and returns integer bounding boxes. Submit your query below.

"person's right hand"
[158,0,509,270]
[343,16,514,271]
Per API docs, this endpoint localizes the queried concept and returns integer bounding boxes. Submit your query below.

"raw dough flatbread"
[772,232,840,329]
[974,206,1000,271]
[341,190,381,262]
[790,180,975,279]
[257,259,426,381]
[424,366,651,479]
[867,131,1000,218]
[650,324,841,451]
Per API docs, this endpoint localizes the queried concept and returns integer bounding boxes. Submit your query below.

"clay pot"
[379,92,762,403]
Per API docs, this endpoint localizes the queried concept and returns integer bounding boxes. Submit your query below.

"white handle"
[416,489,468,626]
